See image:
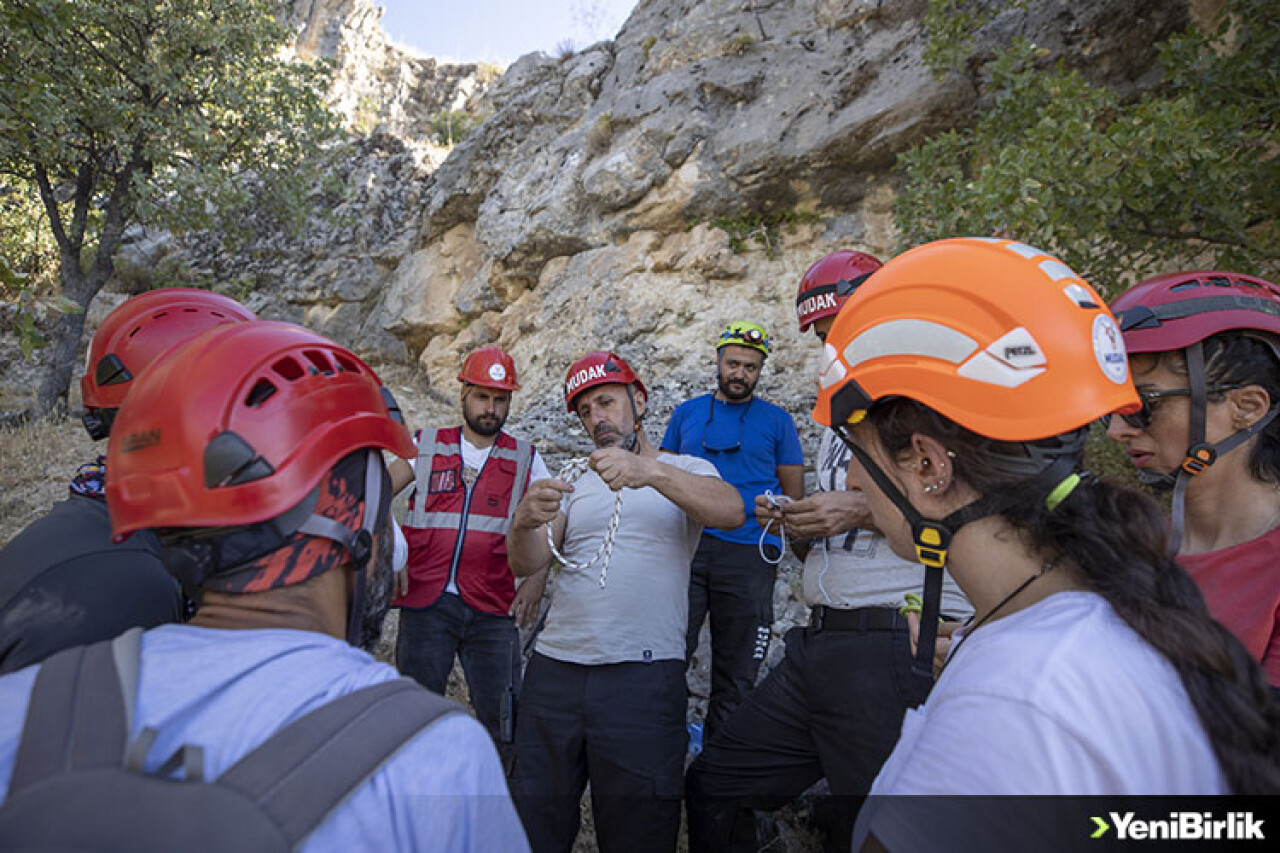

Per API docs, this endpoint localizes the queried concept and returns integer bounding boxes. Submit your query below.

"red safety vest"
[393,427,534,616]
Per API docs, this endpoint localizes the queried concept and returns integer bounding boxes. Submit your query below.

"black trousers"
[686,536,777,740]
[395,593,521,769]
[512,653,687,853]
[685,612,932,853]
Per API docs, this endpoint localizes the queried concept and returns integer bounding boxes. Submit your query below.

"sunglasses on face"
[1100,384,1243,430]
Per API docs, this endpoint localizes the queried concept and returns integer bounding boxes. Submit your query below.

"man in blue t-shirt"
[661,321,804,738]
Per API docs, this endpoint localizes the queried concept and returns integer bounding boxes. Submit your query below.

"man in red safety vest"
[390,346,550,770]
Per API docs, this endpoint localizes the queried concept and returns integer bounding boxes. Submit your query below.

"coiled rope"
[546,457,624,588]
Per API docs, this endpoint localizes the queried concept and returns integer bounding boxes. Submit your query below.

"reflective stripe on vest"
[409,512,512,536]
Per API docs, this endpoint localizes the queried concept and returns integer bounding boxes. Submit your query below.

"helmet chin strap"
[623,385,643,454]
[1167,341,1280,556]
[839,431,1078,688]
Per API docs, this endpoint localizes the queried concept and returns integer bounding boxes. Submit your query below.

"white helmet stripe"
[818,342,847,390]
[842,319,978,370]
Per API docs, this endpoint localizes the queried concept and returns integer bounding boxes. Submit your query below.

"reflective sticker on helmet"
[1038,259,1078,282]
[843,319,977,369]
[1063,284,1097,308]
[818,342,847,390]
[986,327,1046,369]
[957,351,1045,388]
[1092,314,1129,384]
[489,363,507,382]
[1004,242,1044,260]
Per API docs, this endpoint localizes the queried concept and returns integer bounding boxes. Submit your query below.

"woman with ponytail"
[1107,272,1280,686]
[808,239,1279,850]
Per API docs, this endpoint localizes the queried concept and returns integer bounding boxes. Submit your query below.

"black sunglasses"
[703,396,754,453]
[1101,384,1243,430]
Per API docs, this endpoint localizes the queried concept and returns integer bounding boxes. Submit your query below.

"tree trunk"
[32,269,100,418]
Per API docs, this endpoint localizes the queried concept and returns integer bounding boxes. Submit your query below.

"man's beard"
[717,371,756,402]
[593,421,638,452]
[356,510,395,652]
[465,409,506,438]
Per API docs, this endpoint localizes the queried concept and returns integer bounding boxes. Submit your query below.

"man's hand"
[906,612,963,679]
[513,478,574,529]
[509,570,548,628]
[590,447,656,492]
[777,490,876,539]
[394,569,410,599]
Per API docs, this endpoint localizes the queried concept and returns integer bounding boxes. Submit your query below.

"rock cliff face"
[123,0,1191,452]
[296,0,1187,456]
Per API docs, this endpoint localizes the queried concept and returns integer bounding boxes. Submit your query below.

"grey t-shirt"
[803,431,972,618]
[536,453,719,665]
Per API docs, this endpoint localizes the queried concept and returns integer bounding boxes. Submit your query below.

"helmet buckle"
[1181,443,1217,475]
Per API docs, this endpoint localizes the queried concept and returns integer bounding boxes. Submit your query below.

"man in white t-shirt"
[506,350,744,853]
[687,251,972,853]
[389,347,550,769]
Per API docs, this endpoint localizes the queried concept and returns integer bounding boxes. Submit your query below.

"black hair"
[867,397,1280,793]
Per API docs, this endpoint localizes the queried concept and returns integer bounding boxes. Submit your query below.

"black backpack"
[0,628,461,851]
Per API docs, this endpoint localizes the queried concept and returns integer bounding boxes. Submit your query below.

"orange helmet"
[813,238,1140,440]
[80,288,256,439]
[458,346,520,391]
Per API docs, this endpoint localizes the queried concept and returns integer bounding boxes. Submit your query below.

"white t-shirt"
[536,453,719,665]
[0,625,529,852]
[804,430,971,618]
[852,591,1227,849]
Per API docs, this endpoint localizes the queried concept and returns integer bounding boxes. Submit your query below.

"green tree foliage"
[896,0,1278,297]
[0,0,341,415]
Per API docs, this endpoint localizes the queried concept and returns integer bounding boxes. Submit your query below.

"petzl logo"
[1093,812,1265,841]
[119,429,161,454]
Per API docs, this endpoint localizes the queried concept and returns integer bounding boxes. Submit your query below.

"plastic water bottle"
[687,721,704,758]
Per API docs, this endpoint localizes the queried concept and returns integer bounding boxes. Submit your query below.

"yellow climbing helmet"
[717,321,772,357]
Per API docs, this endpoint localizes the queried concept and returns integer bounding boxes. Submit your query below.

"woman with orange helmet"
[810,239,1278,847]
[1107,271,1280,686]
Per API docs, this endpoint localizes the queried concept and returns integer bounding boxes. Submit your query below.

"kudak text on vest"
[1109,811,1264,841]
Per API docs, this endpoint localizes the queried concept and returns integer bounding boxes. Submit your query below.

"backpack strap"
[8,627,142,795]
[217,677,460,848]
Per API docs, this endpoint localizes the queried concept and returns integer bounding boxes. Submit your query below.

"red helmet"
[1111,270,1280,355]
[795,250,883,332]
[458,346,519,391]
[564,351,648,412]
[107,321,415,540]
[81,288,256,413]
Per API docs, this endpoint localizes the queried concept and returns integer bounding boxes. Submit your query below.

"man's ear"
[633,387,648,418]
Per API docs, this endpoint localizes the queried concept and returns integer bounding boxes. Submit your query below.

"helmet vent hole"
[1207,276,1231,288]
[335,353,359,373]
[272,357,304,381]
[245,379,277,408]
[1170,280,1201,292]
[304,350,335,375]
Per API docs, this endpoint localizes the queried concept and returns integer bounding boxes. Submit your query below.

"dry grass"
[0,415,99,547]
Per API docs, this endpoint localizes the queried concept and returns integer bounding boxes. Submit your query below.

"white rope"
[758,490,790,565]
[547,458,623,588]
